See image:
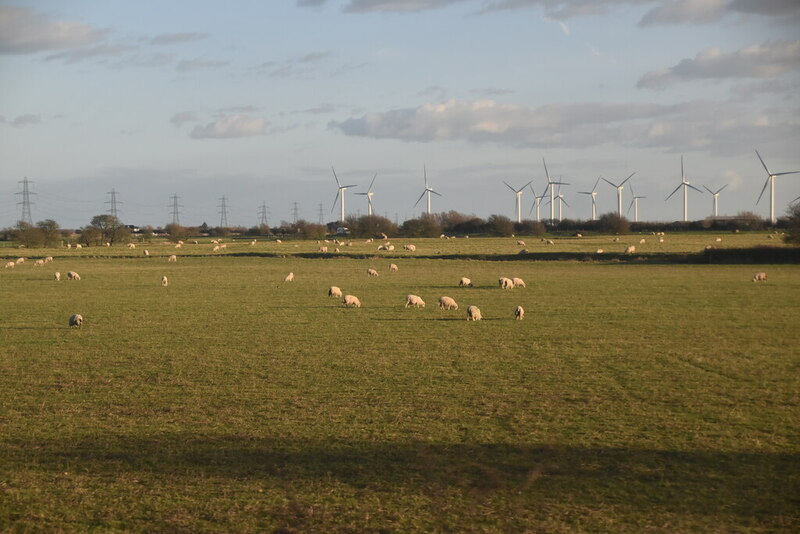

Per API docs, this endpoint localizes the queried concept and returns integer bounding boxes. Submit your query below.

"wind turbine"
[577,176,602,221]
[528,184,547,222]
[627,184,646,222]
[703,183,728,218]
[330,167,358,223]
[665,156,702,222]
[542,158,569,222]
[603,172,635,218]
[413,165,442,215]
[355,173,378,216]
[504,180,533,223]
[755,149,800,224]
[554,184,570,221]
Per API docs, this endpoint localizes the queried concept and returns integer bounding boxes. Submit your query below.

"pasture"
[1,235,799,532]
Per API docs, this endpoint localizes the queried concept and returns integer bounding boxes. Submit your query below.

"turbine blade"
[665,183,682,201]
[504,181,516,193]
[431,190,443,197]
[756,176,770,205]
[620,172,635,187]
[368,173,377,192]
[423,165,428,188]
[529,184,537,197]
[681,155,684,181]
[413,189,426,207]
[331,167,341,188]
[343,184,358,189]
[703,185,714,194]
[592,175,602,192]
[791,195,800,205]
[687,183,703,193]
[627,198,634,215]
[602,177,617,188]
[331,190,340,213]
[521,180,533,191]
[774,171,800,176]
[561,197,570,208]
[542,157,550,182]
[755,149,770,176]
[577,191,592,195]
[717,184,728,194]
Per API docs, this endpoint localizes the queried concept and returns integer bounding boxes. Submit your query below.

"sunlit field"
[2,234,798,532]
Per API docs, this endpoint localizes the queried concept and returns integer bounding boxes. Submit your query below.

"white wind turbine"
[542,158,569,222]
[330,167,358,223]
[527,184,548,222]
[504,180,533,223]
[545,183,570,221]
[355,173,378,216]
[627,184,646,222]
[703,183,728,217]
[665,156,702,222]
[413,165,442,215]
[602,172,635,218]
[577,176,602,221]
[755,149,800,224]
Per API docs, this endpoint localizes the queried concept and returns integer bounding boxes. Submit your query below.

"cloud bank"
[190,115,268,139]
[0,6,104,54]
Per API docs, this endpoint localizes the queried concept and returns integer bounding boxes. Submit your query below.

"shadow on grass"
[6,434,797,523]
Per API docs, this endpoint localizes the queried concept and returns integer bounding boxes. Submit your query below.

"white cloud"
[343,0,462,13]
[639,0,728,26]
[0,6,104,54]
[638,40,800,89]
[46,43,138,63]
[190,115,268,139]
[0,114,42,127]
[150,32,211,45]
[170,112,197,127]
[176,58,230,72]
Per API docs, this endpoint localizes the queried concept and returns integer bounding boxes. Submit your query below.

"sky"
[1,0,799,229]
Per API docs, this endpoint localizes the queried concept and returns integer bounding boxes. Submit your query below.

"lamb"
[168,255,177,262]
[219,244,227,249]
[67,243,72,249]
[458,277,473,287]
[343,294,361,308]
[405,294,426,308]
[438,296,458,310]
[67,271,80,280]
[367,268,379,277]
[499,277,515,289]
[625,245,636,254]
[515,306,525,320]
[161,275,169,287]
[752,272,767,282]
[389,263,398,272]
[69,314,83,328]
[4,261,15,269]
[467,305,482,321]
[328,286,342,298]
[512,277,526,288]
[403,244,416,251]
[284,272,294,282]
[54,271,61,281]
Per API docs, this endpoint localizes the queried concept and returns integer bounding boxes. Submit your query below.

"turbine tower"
[755,149,800,224]
[627,184,646,222]
[577,176,602,221]
[542,158,569,223]
[703,184,728,218]
[665,156,702,222]
[602,173,635,218]
[504,180,533,223]
[414,165,442,215]
[331,167,358,223]
[527,185,547,222]
[355,173,378,216]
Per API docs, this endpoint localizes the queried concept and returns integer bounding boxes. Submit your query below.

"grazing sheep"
[175,243,182,248]
[328,286,342,298]
[546,239,555,245]
[213,245,220,252]
[343,294,361,308]
[512,277,526,288]
[625,245,636,254]
[386,245,395,251]
[34,259,44,266]
[16,257,25,264]
[105,242,111,247]
[128,243,135,249]
[438,296,458,310]
[219,244,227,249]
[212,239,219,244]
[403,244,416,251]
[318,246,328,252]
[161,275,169,287]
[168,255,177,262]
[284,272,294,282]
[66,243,72,249]
[499,277,515,289]
[250,240,256,246]
[405,294,426,308]
[54,271,61,281]
[659,237,665,243]
[178,240,184,245]
[467,305,482,321]
[639,238,646,244]
[517,240,526,246]
[69,314,83,328]
[459,277,473,287]
[596,249,604,254]
[75,244,82,249]
[67,271,80,280]
[144,249,150,256]
[767,234,774,240]
[45,256,53,263]
[5,261,15,269]
[752,271,767,282]
[367,268,379,277]
[276,239,282,243]
[335,248,340,253]
[389,263,398,272]
[575,233,583,238]
[515,306,524,320]
[377,245,388,251]
[519,249,529,255]
[613,237,620,242]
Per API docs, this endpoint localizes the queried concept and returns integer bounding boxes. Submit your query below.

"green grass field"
[2,234,798,532]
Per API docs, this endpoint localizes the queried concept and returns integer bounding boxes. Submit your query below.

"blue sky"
[1,0,798,228]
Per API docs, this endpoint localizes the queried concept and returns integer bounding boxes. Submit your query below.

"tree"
[165,223,190,242]
[14,221,45,248]
[784,203,800,245]
[597,212,630,234]
[345,215,398,238]
[400,214,442,237]
[295,220,327,239]
[487,214,515,236]
[87,214,130,245]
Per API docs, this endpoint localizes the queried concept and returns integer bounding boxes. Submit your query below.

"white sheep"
[343,294,361,307]
[517,240,526,246]
[519,249,529,255]
[596,249,604,254]
[75,244,82,249]
[438,296,458,310]
[499,277,515,289]
[128,243,135,249]
[512,277,526,288]
[386,245,395,251]
[546,239,555,245]
[318,246,328,253]
[335,248,340,253]
[105,242,111,247]
[213,245,220,252]
[515,306,524,320]
[45,256,53,263]
[54,271,61,281]
[69,314,83,328]
[328,286,342,298]
[34,259,44,266]
[219,244,227,249]
[212,239,219,244]
[284,272,294,282]
[715,237,722,242]
[458,277,473,287]
[625,245,636,254]
[67,271,80,280]
[168,255,177,262]
[276,239,282,243]
[389,263,398,272]
[175,243,182,248]
[403,244,416,251]
[16,257,25,264]
[66,243,72,249]
[752,272,767,282]
[161,275,169,287]
[367,268,379,277]
[639,238,646,244]
[405,294,426,308]
[144,249,150,256]
[4,261,15,269]
[659,237,665,243]
[178,240,184,245]
[467,305,482,321]
[250,240,256,246]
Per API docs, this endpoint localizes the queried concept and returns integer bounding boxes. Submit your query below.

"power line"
[105,188,121,219]
[258,201,269,226]
[217,196,229,227]
[16,177,35,224]
[169,194,183,225]
[292,201,299,224]
[318,203,324,225]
